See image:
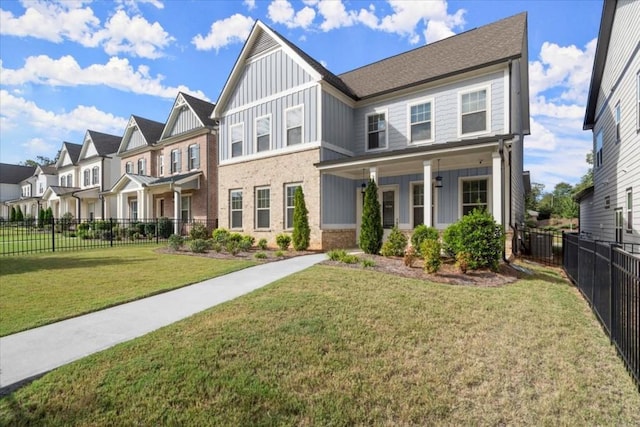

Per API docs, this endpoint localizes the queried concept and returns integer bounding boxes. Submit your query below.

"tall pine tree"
[292,186,310,251]
[359,179,383,254]
[10,206,16,222]
[15,205,24,221]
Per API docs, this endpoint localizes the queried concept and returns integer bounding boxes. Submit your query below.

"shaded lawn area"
[1,265,639,425]
[0,246,255,336]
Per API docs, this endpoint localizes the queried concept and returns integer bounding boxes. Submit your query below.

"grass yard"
[1,264,638,425]
[0,246,255,336]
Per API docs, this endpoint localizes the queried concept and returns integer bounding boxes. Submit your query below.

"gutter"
[498,138,509,264]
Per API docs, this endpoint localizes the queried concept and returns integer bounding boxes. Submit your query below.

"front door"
[379,185,398,240]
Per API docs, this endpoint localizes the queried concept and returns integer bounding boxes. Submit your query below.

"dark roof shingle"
[181,93,216,127]
[63,142,83,164]
[87,130,121,156]
[132,115,165,145]
[0,163,36,184]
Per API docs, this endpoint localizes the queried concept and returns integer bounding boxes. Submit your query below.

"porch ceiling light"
[435,159,443,189]
[361,168,366,194]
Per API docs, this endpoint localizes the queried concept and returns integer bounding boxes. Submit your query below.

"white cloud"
[243,0,256,11]
[316,0,355,31]
[530,96,585,120]
[116,0,165,12]
[192,14,255,51]
[268,0,315,29]
[0,56,209,100]
[0,1,174,59]
[0,90,127,136]
[21,138,56,157]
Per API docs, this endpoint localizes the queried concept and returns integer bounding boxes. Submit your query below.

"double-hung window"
[83,169,90,186]
[188,144,200,170]
[138,158,146,175]
[460,88,488,135]
[409,101,433,143]
[126,162,133,174]
[627,188,633,232]
[367,112,387,150]
[230,190,243,229]
[67,174,73,186]
[286,106,303,146]
[171,149,180,173]
[60,175,66,186]
[595,130,603,168]
[615,102,621,143]
[256,116,271,153]
[130,200,138,220]
[255,187,270,229]
[231,123,243,158]
[461,179,488,216]
[159,155,164,176]
[285,184,301,229]
[92,166,99,185]
[181,195,191,221]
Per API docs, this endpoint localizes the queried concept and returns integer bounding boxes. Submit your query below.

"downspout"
[498,139,509,264]
[71,190,81,219]
[101,157,106,217]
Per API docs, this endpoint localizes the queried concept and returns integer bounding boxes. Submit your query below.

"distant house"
[0,163,36,219]
[581,0,639,244]
[212,14,530,250]
[3,164,57,219]
[107,92,217,230]
[42,141,82,218]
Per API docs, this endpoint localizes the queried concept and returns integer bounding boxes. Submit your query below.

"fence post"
[156,217,159,244]
[51,216,55,252]
[109,218,114,247]
[609,243,615,345]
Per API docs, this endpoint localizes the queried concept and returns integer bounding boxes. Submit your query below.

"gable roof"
[55,142,83,168]
[338,12,527,99]
[117,115,165,155]
[37,165,57,175]
[160,92,216,140]
[0,163,36,184]
[86,130,121,156]
[583,0,618,129]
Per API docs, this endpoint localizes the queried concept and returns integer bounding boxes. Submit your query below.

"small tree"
[45,207,53,222]
[10,206,16,222]
[359,179,383,254]
[38,208,45,228]
[15,206,24,222]
[292,187,310,251]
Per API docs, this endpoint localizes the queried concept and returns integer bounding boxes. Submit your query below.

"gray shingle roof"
[132,115,165,145]
[338,12,527,99]
[149,171,201,185]
[0,163,36,184]
[87,130,121,156]
[47,185,81,196]
[39,165,57,174]
[63,142,83,164]
[180,93,216,127]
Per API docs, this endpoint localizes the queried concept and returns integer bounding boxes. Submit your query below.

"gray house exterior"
[214,14,530,250]
[0,163,36,219]
[581,0,639,245]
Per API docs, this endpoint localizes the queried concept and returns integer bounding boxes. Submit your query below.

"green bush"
[257,238,268,250]
[456,251,471,274]
[239,235,255,252]
[15,206,24,222]
[380,225,407,257]
[78,222,90,232]
[144,222,157,236]
[189,238,210,253]
[341,254,360,264]
[190,222,209,240]
[292,186,310,250]
[212,228,230,244]
[442,209,504,272]
[275,250,284,257]
[228,233,243,243]
[361,259,376,268]
[254,252,267,260]
[157,217,173,238]
[276,233,291,251]
[421,239,442,273]
[37,208,45,228]
[226,240,240,256]
[168,234,184,251]
[327,249,347,261]
[10,206,16,222]
[78,230,89,240]
[359,179,383,254]
[94,220,110,231]
[411,225,439,255]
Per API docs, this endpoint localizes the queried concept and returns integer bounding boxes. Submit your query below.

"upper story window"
[171,149,181,173]
[408,100,433,143]
[615,102,621,143]
[595,130,603,168]
[92,166,99,185]
[188,144,200,170]
[67,174,73,186]
[22,185,30,197]
[159,154,164,176]
[230,123,243,158]
[126,162,133,174]
[460,87,489,135]
[138,158,146,175]
[256,116,271,153]
[60,175,66,186]
[286,106,303,146]
[38,183,43,195]
[83,169,90,186]
[366,112,387,151]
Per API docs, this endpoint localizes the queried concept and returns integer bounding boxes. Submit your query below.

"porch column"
[173,189,180,235]
[369,167,378,184]
[492,151,503,225]
[117,193,126,219]
[423,160,432,227]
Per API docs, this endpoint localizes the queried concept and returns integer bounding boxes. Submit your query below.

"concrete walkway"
[0,253,326,391]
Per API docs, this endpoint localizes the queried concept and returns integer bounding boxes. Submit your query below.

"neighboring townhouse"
[42,142,82,218]
[580,0,639,245]
[108,93,217,227]
[5,164,57,219]
[0,163,36,219]
[212,14,530,250]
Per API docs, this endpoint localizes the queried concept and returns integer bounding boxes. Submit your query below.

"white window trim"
[188,144,200,170]
[181,195,191,221]
[409,180,439,228]
[285,105,304,146]
[159,154,164,176]
[126,162,133,174]
[626,188,633,232]
[230,189,243,229]
[378,184,400,229]
[171,149,180,173]
[406,98,435,145]
[595,129,603,168]
[365,109,389,152]
[614,101,621,143]
[254,114,272,153]
[458,85,491,138]
[83,169,90,186]
[458,175,492,219]
[284,183,301,230]
[255,186,271,230]
[92,166,99,185]
[230,122,244,158]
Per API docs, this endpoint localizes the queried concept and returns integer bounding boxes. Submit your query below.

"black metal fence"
[0,217,218,256]
[514,224,565,265]
[563,233,640,389]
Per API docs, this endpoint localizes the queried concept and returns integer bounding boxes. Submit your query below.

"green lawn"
[0,246,255,336]
[1,264,638,425]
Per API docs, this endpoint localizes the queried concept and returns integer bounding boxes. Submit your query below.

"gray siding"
[322,174,356,225]
[126,128,147,151]
[321,91,354,149]
[352,71,505,156]
[229,49,313,110]
[169,108,201,137]
[220,87,318,160]
[578,193,597,239]
[320,148,349,162]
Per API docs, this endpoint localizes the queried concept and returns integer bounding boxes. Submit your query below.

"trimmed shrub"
[421,239,442,273]
[275,250,284,257]
[359,179,383,254]
[212,228,230,244]
[10,206,16,222]
[189,238,209,253]
[341,254,360,264]
[144,222,157,237]
[15,206,24,222]
[292,187,310,251]
[226,240,240,256]
[38,208,45,228]
[257,238,268,250]
[380,225,407,257]
[228,232,243,243]
[276,233,291,251]
[362,259,376,268]
[158,217,173,238]
[78,222,90,232]
[456,251,471,274]
[239,235,255,252]
[168,234,184,251]
[254,252,267,260]
[411,225,439,255]
[189,222,209,240]
[442,208,504,272]
[327,249,347,261]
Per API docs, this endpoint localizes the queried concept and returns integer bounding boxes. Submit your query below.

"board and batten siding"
[321,91,354,150]
[351,71,506,156]
[228,49,314,111]
[220,87,318,160]
[322,174,356,225]
[125,128,148,152]
[168,108,202,138]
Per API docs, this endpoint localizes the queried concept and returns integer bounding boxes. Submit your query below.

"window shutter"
[195,144,200,169]
[178,150,182,172]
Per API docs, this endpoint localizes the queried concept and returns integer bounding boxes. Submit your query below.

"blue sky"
[0,0,603,192]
